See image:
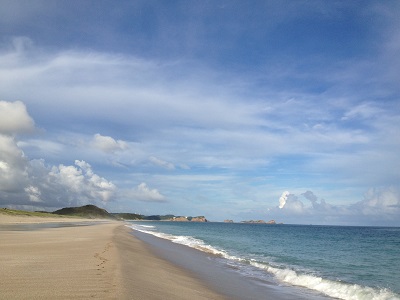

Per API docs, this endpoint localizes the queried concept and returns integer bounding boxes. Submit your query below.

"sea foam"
[250,261,399,300]
[128,224,399,300]
[128,224,243,261]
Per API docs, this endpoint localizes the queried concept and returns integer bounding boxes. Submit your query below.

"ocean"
[128,222,400,300]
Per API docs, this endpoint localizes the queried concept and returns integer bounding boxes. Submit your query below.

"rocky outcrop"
[241,219,277,224]
[171,216,189,222]
[241,220,266,224]
[190,216,208,222]
[169,216,208,222]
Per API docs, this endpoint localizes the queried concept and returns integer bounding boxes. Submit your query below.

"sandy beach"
[0,216,226,300]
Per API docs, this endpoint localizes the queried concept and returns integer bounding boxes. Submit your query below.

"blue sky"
[0,0,399,225]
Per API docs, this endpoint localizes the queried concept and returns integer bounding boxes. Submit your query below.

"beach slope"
[0,216,226,299]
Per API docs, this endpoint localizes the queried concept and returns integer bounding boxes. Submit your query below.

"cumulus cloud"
[0,101,33,195]
[277,192,305,214]
[0,100,35,134]
[24,185,41,203]
[269,188,400,226]
[278,191,289,208]
[0,100,117,209]
[353,187,400,216]
[0,134,29,193]
[0,156,117,209]
[48,160,116,205]
[91,133,128,153]
[301,190,317,204]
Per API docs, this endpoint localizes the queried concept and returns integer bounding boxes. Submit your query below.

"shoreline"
[131,228,333,300]
[115,225,227,299]
[0,216,226,299]
[0,215,332,299]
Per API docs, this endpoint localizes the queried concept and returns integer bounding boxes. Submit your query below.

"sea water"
[128,222,400,300]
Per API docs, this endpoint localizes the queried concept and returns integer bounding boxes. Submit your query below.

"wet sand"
[132,229,333,300]
[0,216,226,300]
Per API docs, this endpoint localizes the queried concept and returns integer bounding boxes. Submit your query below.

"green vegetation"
[111,213,144,220]
[52,205,115,219]
[0,208,67,218]
[187,216,206,221]
[143,214,176,221]
[1,205,207,222]
[1,205,115,220]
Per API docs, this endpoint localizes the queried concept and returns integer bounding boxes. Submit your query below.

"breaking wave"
[128,224,399,300]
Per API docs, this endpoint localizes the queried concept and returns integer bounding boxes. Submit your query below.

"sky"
[0,0,399,226]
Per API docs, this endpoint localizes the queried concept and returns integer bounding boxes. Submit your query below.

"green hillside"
[53,205,115,219]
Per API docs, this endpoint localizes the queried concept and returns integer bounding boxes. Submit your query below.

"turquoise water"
[129,222,400,300]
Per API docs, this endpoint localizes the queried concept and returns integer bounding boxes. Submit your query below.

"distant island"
[169,216,208,222]
[241,220,277,224]
[224,219,280,224]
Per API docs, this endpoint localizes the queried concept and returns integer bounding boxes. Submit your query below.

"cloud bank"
[271,189,400,226]
[0,101,117,209]
[0,101,166,210]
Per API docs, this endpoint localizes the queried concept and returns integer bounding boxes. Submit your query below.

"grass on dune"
[0,208,74,218]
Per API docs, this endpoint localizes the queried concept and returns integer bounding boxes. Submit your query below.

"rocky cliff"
[189,216,208,222]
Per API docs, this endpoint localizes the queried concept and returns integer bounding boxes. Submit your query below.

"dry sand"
[0,216,226,300]
[0,213,99,224]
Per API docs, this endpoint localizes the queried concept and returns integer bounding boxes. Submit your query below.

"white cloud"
[24,185,41,203]
[0,100,35,134]
[91,133,128,153]
[0,134,29,193]
[0,40,262,137]
[278,191,289,208]
[0,155,117,209]
[341,103,383,121]
[269,188,400,226]
[0,27,399,223]
[279,193,305,214]
[48,160,116,204]
[125,182,166,203]
[0,100,117,209]
[149,156,175,170]
[354,187,400,215]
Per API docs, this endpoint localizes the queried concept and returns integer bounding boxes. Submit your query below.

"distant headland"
[42,205,208,222]
[2,204,281,224]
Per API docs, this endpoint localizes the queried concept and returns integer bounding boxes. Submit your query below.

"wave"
[128,223,235,258]
[250,261,398,300]
[136,225,155,229]
[128,224,399,300]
